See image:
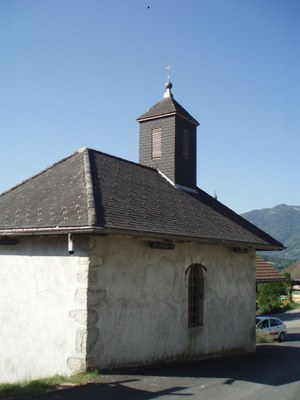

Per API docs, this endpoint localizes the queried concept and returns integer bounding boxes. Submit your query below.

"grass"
[0,370,99,399]
[256,334,274,344]
[287,302,300,310]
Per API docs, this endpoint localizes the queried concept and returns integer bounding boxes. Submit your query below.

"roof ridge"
[88,148,159,173]
[81,148,97,226]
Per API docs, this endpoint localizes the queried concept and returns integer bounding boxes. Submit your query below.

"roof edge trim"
[0,226,97,236]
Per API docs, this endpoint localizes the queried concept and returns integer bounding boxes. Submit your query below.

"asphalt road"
[18,309,300,400]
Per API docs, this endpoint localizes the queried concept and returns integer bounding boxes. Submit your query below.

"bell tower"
[137,74,199,189]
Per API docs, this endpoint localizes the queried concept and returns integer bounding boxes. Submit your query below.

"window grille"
[188,264,204,327]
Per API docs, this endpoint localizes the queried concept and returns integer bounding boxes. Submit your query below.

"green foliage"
[0,370,99,399]
[0,376,63,398]
[283,272,293,296]
[256,281,290,315]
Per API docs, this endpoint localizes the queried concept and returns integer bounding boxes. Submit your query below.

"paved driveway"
[14,310,300,400]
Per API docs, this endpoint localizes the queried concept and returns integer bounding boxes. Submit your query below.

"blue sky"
[0,0,299,214]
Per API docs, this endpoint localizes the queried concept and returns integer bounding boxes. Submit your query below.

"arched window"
[187,264,205,327]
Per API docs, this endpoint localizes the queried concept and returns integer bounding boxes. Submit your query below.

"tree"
[283,272,293,300]
[256,280,289,315]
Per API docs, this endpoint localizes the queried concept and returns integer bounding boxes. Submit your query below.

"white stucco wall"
[0,236,90,383]
[84,236,256,370]
[0,233,256,383]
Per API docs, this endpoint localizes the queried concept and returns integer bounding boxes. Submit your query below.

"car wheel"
[278,332,286,342]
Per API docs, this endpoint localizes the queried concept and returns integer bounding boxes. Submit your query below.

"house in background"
[287,262,300,303]
[287,262,300,285]
[0,79,283,383]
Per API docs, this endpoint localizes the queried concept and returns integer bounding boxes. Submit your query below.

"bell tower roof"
[137,80,199,126]
[137,75,199,189]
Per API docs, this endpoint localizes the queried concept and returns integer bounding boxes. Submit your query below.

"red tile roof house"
[0,80,283,383]
[256,256,285,285]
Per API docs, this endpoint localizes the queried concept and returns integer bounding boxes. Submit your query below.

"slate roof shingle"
[0,148,283,250]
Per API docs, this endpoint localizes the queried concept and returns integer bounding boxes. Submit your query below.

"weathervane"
[165,63,173,83]
[163,63,173,98]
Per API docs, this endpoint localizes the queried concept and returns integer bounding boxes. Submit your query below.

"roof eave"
[137,112,199,126]
[254,244,284,251]
[256,278,286,283]
[0,225,283,251]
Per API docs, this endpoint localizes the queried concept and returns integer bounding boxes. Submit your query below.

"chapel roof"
[0,148,283,250]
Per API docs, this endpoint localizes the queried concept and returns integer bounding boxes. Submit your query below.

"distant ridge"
[242,204,300,270]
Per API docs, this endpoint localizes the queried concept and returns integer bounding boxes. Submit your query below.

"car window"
[261,319,269,328]
[270,319,279,327]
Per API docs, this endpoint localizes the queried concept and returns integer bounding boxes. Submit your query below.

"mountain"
[242,204,300,271]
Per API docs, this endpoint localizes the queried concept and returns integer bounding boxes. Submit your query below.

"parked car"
[256,316,287,342]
